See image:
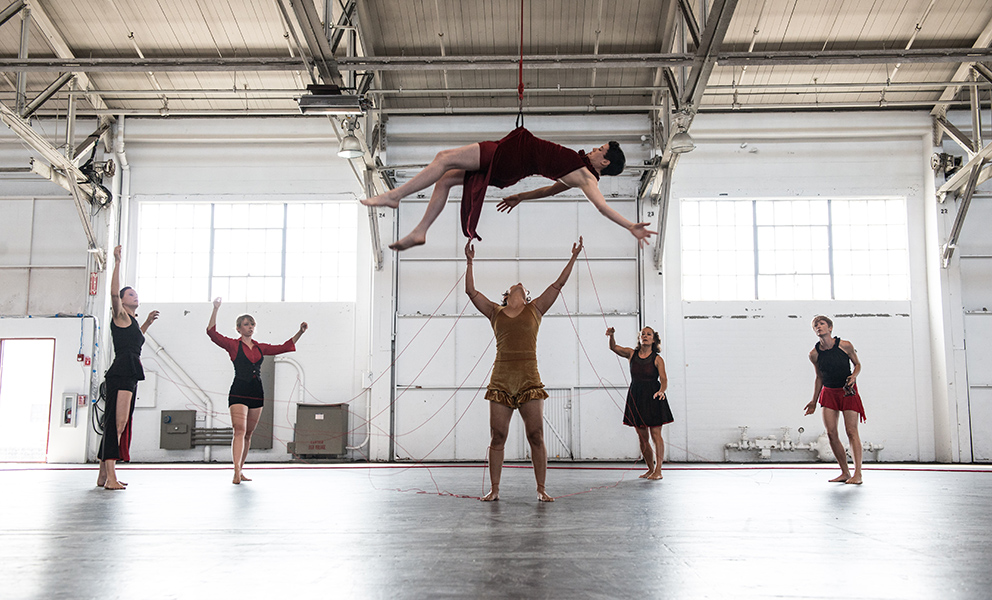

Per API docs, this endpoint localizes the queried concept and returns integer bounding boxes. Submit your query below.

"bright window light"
[681,198,910,301]
[137,201,358,302]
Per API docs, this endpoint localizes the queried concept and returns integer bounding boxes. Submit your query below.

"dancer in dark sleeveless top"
[361,127,655,250]
[207,297,307,484]
[465,237,583,502]
[97,245,159,490]
[804,315,865,485]
[607,326,672,480]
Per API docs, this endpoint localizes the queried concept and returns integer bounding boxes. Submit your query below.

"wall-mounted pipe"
[725,425,883,461]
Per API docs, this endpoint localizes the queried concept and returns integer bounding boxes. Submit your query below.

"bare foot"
[481,488,499,502]
[828,473,852,483]
[361,192,399,209]
[232,473,242,485]
[96,478,106,487]
[638,470,652,479]
[104,480,126,490]
[537,490,555,502]
[646,471,663,480]
[240,474,252,482]
[845,476,863,485]
[388,232,426,251]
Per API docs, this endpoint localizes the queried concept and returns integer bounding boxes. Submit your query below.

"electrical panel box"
[291,403,348,457]
[160,410,196,450]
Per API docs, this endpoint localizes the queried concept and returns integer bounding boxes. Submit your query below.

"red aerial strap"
[516,0,525,128]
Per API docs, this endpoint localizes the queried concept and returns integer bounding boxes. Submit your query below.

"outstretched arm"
[606,327,634,359]
[559,170,656,248]
[497,181,569,213]
[533,237,583,315]
[208,297,221,330]
[464,241,495,319]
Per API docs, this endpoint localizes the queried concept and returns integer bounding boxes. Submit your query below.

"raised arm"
[559,169,656,248]
[805,350,823,415]
[497,181,569,213]
[109,245,127,325]
[464,241,495,319]
[208,297,222,330]
[140,310,159,334]
[532,237,583,315]
[292,322,308,344]
[606,327,634,359]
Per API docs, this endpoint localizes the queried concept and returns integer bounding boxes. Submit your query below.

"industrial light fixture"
[298,84,367,115]
[668,110,696,154]
[337,119,364,159]
[670,130,696,154]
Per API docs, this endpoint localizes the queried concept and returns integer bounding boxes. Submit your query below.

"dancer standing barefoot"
[804,315,866,485]
[607,326,672,480]
[207,298,307,484]
[362,127,654,250]
[97,245,158,490]
[466,237,584,502]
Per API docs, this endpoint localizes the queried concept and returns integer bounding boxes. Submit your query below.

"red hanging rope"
[517,0,525,127]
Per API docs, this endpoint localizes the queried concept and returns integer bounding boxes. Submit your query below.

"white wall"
[111,118,374,463]
[661,112,935,462]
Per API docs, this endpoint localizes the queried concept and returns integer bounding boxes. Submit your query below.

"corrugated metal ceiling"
[1,0,991,116]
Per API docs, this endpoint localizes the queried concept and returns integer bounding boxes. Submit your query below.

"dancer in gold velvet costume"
[464,237,583,502]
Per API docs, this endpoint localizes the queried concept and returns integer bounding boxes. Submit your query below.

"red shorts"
[818,384,866,423]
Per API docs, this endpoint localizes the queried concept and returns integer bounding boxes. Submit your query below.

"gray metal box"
[160,410,196,450]
[292,403,348,457]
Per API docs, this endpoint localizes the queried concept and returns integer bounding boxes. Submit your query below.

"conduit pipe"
[143,333,214,462]
[724,426,883,461]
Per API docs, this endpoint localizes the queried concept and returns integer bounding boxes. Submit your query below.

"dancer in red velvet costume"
[362,127,655,250]
[804,315,866,485]
[97,245,159,490]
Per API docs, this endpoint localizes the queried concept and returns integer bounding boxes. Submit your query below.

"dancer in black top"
[97,245,159,490]
[207,297,307,484]
[607,326,672,480]
[804,315,865,485]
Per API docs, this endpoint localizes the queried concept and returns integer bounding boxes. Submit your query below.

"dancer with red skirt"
[362,127,655,250]
[804,315,866,485]
[97,245,159,490]
[207,298,307,484]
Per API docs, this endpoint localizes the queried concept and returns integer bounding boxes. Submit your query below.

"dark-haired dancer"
[804,315,865,485]
[97,245,159,490]
[465,237,583,502]
[362,127,654,250]
[207,298,307,484]
[607,326,672,480]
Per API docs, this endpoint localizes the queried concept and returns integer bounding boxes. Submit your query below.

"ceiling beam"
[676,0,701,49]
[0,99,109,204]
[11,47,992,74]
[681,0,738,110]
[288,0,345,86]
[27,0,107,111]
[931,16,992,117]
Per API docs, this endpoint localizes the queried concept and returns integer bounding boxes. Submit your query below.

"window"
[681,198,909,301]
[137,202,358,302]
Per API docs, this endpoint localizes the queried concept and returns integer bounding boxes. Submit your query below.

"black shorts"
[228,378,264,409]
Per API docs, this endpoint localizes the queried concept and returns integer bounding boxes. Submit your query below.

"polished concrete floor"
[1,462,991,600]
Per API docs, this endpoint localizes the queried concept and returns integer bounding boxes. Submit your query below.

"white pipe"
[273,355,305,406]
[143,333,214,462]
